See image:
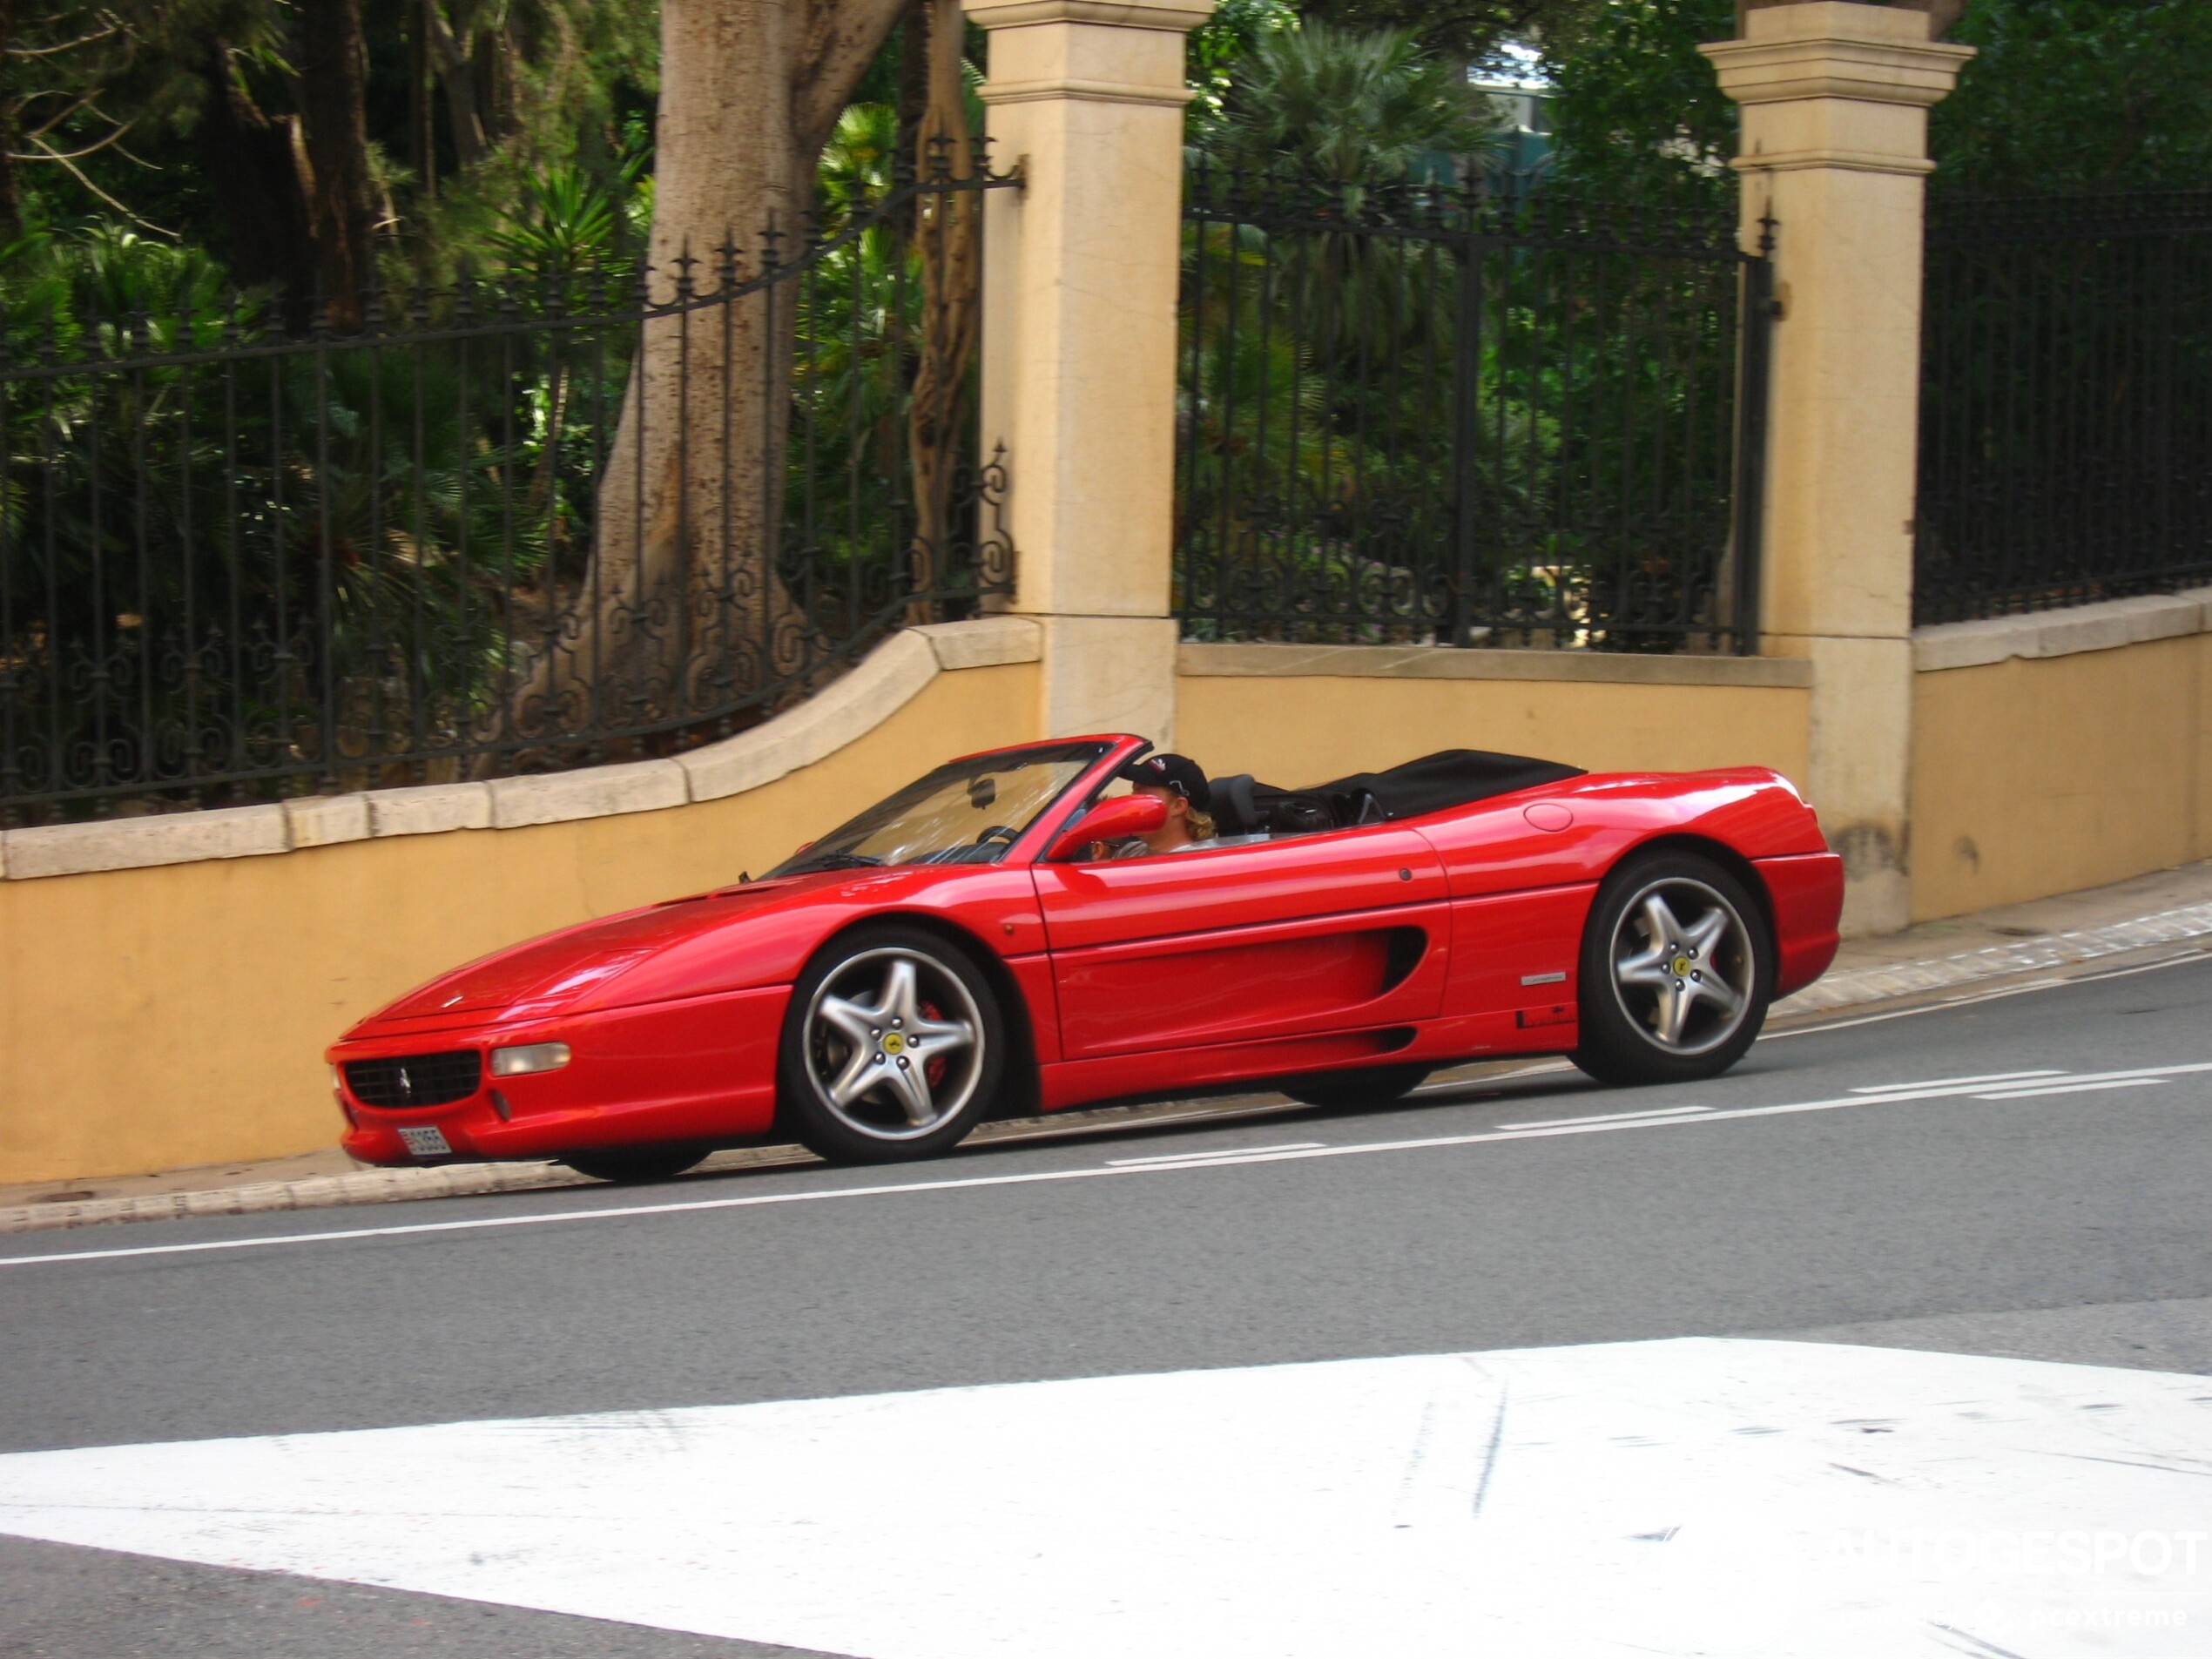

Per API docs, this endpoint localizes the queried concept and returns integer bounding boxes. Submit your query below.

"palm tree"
[1208,24,1496,201]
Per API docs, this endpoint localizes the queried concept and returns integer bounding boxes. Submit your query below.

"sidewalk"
[10,858,2212,1237]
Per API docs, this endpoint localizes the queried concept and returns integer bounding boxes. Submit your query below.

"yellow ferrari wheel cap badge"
[1670,954,1691,977]
[882,1032,907,1055]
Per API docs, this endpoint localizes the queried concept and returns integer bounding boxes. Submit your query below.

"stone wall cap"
[3,803,290,880]
[283,793,372,850]
[980,76,1197,108]
[1913,590,2210,671]
[368,780,494,839]
[488,759,691,830]
[1177,641,1814,689]
[964,0,1217,32]
[914,614,1043,670]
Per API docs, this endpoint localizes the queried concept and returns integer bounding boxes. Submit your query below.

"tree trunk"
[195,44,320,327]
[0,0,20,240]
[904,0,979,623]
[298,0,380,327]
[408,0,437,199]
[425,3,488,169]
[509,0,906,752]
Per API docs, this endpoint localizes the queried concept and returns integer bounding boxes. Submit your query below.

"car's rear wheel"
[779,925,1007,1164]
[1572,850,1771,1087]
[560,1143,712,1184]
[1283,1064,1433,1111]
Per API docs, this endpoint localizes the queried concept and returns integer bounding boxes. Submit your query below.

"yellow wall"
[24,631,2212,1184]
[1910,637,2210,921]
[0,664,1037,1185]
[1176,674,1813,792]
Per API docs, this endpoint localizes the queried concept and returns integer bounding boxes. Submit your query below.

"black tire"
[779,923,1008,1164]
[1572,849,1773,1087]
[1283,1063,1433,1110]
[560,1143,712,1184]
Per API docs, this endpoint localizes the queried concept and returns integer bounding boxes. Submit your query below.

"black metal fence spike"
[0,163,1021,821]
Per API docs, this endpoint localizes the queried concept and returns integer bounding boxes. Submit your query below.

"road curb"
[1773,899,2212,1012]
[11,897,2212,1238]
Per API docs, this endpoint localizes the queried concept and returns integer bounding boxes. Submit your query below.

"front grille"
[343,1050,481,1109]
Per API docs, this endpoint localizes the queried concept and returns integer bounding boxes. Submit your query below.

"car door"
[1031,826,1452,1062]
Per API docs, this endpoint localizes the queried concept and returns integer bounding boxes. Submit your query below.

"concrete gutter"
[9,855,2212,1236]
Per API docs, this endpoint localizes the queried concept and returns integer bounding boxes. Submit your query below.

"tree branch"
[792,0,910,157]
[20,133,175,235]
[10,22,121,58]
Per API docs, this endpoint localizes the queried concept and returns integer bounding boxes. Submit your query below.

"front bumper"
[328,984,790,1165]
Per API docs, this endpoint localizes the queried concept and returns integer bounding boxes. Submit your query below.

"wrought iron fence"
[0,167,1015,823]
[1176,169,1771,653]
[1916,189,2212,624]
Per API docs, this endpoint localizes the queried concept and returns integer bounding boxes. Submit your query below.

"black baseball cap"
[1116,752,1211,812]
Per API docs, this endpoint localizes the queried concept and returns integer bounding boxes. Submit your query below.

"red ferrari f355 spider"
[328,736,1843,1178]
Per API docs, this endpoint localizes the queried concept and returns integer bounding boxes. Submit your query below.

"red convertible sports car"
[329,736,1844,1179]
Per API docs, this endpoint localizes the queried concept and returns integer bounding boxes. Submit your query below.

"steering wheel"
[975,824,1017,846]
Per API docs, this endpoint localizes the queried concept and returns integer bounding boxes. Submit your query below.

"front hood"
[352,874,831,1035]
[344,865,1003,1040]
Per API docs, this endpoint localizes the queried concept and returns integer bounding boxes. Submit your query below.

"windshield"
[767,742,1111,876]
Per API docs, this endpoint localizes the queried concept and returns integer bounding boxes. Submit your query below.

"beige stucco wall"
[1911,637,2210,922]
[0,661,1038,1185]
[1176,652,1813,791]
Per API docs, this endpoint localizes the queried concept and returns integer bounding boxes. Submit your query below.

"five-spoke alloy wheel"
[1573,851,1772,1086]
[779,924,1007,1163]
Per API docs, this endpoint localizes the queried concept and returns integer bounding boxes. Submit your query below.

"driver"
[1090,753,1219,858]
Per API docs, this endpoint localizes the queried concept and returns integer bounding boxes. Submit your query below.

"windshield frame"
[764,738,1130,878]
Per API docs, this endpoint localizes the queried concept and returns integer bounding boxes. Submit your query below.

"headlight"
[489,1042,571,1077]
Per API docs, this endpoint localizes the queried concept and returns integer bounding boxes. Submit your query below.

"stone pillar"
[1703,3,1971,935]
[968,0,1213,745]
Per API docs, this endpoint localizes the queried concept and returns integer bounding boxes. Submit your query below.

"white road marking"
[1498,1104,1713,1130]
[1973,1078,2167,1101]
[0,1339,2203,1658]
[1106,1142,1326,1166]
[8,1061,2209,1271]
[1766,977,2074,1037]
[1849,1070,2063,1094]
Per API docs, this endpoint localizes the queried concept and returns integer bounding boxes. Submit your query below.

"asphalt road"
[3,954,2210,1656]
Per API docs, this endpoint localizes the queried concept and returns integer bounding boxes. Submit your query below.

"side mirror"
[1046,793,1167,862]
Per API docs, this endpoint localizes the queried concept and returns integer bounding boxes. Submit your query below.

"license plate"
[397,1124,452,1158]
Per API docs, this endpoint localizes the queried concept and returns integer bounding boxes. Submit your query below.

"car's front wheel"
[1572,850,1772,1086]
[779,925,1007,1163]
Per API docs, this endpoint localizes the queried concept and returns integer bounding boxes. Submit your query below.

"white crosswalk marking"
[0,1339,2204,1658]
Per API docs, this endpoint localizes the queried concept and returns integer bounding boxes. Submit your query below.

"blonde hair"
[1185,806,1217,840]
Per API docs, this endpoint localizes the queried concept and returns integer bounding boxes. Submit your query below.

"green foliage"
[1177,185,1745,650]
[1541,0,1734,206]
[1204,24,1497,189]
[1538,0,2212,200]
[1292,0,1598,66]
[480,141,650,285]
[1187,0,1301,143]
[1933,0,2212,190]
[0,224,604,813]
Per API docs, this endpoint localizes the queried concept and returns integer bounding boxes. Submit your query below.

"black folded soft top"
[1211,749,1585,836]
[1311,749,1586,821]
